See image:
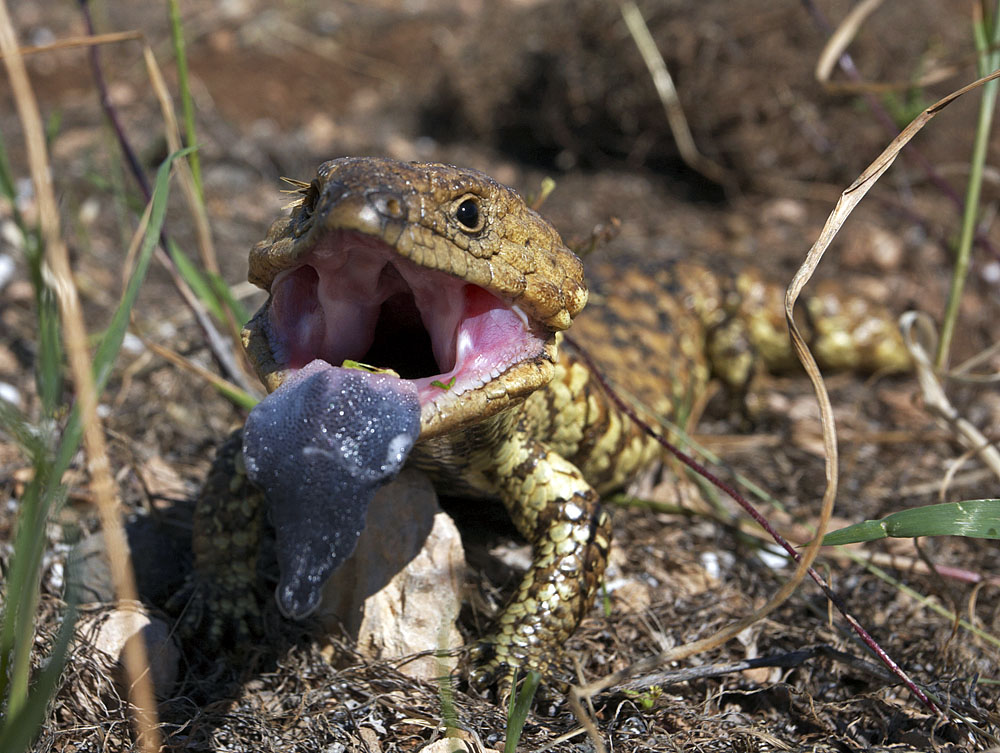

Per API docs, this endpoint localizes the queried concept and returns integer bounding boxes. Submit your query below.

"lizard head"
[243,157,587,439]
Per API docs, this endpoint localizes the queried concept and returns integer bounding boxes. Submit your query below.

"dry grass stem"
[0,3,161,750]
[0,29,143,59]
[815,0,886,83]
[951,339,1000,379]
[120,193,155,291]
[815,1,967,94]
[137,335,250,399]
[894,466,998,499]
[900,311,1000,480]
[619,1,733,190]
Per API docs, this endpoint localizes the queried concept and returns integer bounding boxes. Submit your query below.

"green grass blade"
[0,125,61,720]
[0,469,62,720]
[820,499,1000,546]
[0,604,77,753]
[0,396,45,457]
[214,380,258,410]
[168,0,202,200]
[0,128,62,412]
[167,238,226,322]
[24,234,63,415]
[504,670,540,753]
[51,147,193,482]
[935,2,1000,368]
[168,240,250,327]
[0,121,17,202]
[209,271,251,325]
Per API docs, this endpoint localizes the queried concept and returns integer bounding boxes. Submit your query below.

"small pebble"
[0,253,15,289]
[982,261,1000,284]
[0,382,21,408]
[122,332,145,355]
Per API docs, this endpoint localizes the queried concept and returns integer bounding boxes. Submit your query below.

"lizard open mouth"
[242,157,587,438]
[263,229,550,409]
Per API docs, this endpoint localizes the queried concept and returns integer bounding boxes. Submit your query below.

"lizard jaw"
[246,229,553,433]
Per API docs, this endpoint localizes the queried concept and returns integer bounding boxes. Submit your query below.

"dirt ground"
[1,1,999,751]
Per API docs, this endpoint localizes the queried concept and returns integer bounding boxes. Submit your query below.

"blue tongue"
[242,359,421,619]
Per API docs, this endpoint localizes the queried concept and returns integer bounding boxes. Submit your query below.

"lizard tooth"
[511,304,530,328]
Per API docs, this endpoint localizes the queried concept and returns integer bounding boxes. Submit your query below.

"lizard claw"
[468,636,551,700]
[167,572,262,652]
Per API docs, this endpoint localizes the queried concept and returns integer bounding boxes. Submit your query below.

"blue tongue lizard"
[242,359,421,619]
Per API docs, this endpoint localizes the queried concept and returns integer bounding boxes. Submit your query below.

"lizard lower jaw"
[263,229,549,408]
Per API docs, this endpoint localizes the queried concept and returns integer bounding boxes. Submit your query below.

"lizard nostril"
[369,191,406,219]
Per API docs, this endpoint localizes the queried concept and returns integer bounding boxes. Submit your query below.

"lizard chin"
[247,229,553,428]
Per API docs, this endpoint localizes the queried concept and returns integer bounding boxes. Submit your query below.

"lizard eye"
[455,197,483,232]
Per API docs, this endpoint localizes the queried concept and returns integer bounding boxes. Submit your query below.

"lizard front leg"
[469,432,611,691]
[170,430,266,647]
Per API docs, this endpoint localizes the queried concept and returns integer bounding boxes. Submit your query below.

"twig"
[617,645,926,692]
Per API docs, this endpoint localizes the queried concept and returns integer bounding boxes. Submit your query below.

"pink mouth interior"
[267,230,544,405]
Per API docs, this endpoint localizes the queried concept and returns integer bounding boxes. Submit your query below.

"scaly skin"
[176,157,910,691]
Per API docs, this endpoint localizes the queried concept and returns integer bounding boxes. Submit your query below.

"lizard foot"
[167,571,263,652]
[467,635,553,700]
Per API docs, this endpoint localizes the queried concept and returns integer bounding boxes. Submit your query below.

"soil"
[1,1,998,751]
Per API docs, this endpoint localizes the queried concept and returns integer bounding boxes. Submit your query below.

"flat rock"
[318,469,465,681]
[75,602,180,698]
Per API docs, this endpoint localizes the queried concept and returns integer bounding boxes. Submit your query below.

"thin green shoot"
[169,238,227,323]
[0,122,63,727]
[168,0,201,200]
[0,128,60,411]
[209,271,250,325]
[936,1,1000,368]
[504,669,540,753]
[0,602,76,753]
[169,237,249,330]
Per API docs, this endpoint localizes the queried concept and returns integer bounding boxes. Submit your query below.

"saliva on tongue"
[242,359,421,619]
